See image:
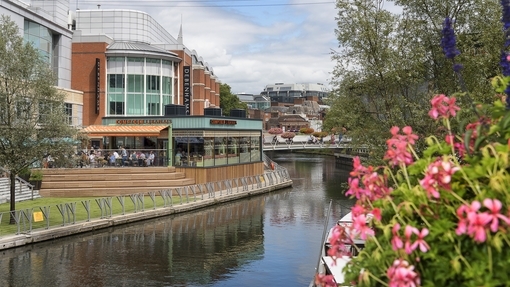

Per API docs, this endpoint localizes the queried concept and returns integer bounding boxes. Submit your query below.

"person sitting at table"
[139,152,146,167]
[109,152,116,167]
[130,151,138,166]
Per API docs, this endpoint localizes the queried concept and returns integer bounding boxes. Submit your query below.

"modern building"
[236,93,271,110]
[1,0,84,127]
[260,83,329,104]
[1,0,264,176]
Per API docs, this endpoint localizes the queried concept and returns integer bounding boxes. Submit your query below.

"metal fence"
[0,168,291,239]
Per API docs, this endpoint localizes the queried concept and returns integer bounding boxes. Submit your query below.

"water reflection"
[0,199,266,286]
[1,152,354,287]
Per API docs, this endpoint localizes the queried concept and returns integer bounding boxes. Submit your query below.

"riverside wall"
[0,178,292,251]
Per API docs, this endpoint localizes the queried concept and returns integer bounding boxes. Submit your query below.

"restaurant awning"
[81,125,168,138]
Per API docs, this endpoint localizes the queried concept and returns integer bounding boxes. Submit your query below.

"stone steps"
[0,177,40,204]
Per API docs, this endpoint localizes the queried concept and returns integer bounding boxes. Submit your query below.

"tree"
[219,83,248,116]
[324,0,502,164]
[0,16,78,221]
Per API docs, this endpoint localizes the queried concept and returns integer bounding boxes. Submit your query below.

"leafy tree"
[324,0,502,164]
[219,83,247,116]
[0,16,78,221]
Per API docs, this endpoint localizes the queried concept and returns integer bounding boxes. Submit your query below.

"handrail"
[0,167,35,200]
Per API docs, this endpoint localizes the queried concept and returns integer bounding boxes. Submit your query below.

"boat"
[310,207,365,287]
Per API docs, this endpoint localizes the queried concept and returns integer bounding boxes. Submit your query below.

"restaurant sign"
[116,119,171,125]
[210,119,237,125]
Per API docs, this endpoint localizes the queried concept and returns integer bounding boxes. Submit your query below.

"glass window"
[127,94,143,115]
[239,137,250,163]
[251,136,261,162]
[227,137,239,164]
[146,75,160,92]
[127,74,143,93]
[108,94,124,115]
[147,94,160,115]
[214,137,226,165]
[109,74,125,93]
[64,103,72,125]
[162,76,172,94]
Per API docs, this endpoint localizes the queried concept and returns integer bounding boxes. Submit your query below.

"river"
[0,152,354,287]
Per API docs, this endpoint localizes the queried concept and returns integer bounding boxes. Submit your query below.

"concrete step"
[41,178,195,189]
[39,185,199,197]
[42,172,187,182]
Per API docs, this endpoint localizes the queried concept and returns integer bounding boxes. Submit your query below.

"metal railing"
[0,167,35,200]
[0,168,291,239]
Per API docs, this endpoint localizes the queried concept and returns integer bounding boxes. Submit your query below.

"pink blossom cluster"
[391,223,430,254]
[456,199,510,243]
[314,274,336,287]
[419,157,460,199]
[384,126,419,167]
[428,94,460,120]
[346,157,392,201]
[327,224,353,258]
[387,259,421,287]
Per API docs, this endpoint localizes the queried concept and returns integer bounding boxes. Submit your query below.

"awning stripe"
[81,125,167,137]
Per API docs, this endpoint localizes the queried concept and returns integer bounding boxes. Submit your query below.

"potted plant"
[18,167,31,182]
[29,169,43,190]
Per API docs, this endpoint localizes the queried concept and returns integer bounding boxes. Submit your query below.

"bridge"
[262,135,368,153]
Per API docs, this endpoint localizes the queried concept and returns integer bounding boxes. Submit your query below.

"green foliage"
[324,0,501,166]
[0,16,78,208]
[219,83,248,116]
[29,170,43,181]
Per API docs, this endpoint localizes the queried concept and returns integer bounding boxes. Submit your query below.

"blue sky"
[73,0,399,95]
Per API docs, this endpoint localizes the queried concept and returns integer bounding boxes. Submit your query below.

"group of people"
[80,147,157,167]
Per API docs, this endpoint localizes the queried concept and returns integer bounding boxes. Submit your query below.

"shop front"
[81,116,263,168]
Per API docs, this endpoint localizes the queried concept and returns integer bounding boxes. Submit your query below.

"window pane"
[127,94,143,115]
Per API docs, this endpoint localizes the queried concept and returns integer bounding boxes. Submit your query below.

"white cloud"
[76,1,339,94]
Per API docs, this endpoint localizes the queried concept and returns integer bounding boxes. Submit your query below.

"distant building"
[236,93,271,110]
[261,83,329,104]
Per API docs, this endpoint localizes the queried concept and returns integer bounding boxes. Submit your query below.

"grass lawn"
[0,195,191,237]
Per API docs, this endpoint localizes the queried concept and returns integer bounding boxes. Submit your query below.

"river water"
[0,152,354,287]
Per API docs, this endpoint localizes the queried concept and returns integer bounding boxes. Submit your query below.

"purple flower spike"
[441,17,460,59]
[501,0,510,31]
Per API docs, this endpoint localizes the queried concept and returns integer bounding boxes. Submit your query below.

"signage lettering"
[183,66,191,115]
[95,58,100,114]
[115,119,172,125]
[210,119,237,125]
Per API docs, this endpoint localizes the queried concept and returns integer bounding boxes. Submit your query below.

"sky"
[72,0,400,95]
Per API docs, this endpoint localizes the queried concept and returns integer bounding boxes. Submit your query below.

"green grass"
[0,195,194,237]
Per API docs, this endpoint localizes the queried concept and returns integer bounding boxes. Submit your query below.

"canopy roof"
[81,125,167,138]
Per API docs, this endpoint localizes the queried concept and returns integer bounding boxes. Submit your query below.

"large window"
[106,56,174,116]
[24,20,52,64]
[172,132,262,167]
[64,103,72,125]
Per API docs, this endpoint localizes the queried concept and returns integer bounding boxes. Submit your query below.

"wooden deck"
[38,162,264,197]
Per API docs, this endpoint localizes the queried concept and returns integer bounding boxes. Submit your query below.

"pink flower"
[419,158,459,199]
[384,126,417,167]
[351,213,374,240]
[315,274,336,287]
[468,213,491,243]
[456,201,481,236]
[410,228,430,253]
[483,198,510,232]
[428,94,460,120]
[404,225,418,254]
[391,223,403,251]
[387,259,421,287]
